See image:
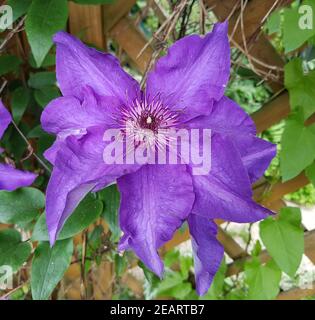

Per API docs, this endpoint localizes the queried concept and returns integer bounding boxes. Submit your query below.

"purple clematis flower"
[41,22,276,295]
[0,101,37,191]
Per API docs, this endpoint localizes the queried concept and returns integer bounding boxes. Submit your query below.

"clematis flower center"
[119,98,179,147]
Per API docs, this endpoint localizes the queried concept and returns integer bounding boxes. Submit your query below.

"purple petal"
[53,31,141,103]
[46,167,95,245]
[41,87,120,135]
[0,164,37,191]
[117,164,194,277]
[235,136,277,183]
[146,22,230,122]
[43,138,64,165]
[188,214,224,296]
[41,87,123,165]
[185,96,256,135]
[0,100,11,140]
[185,96,275,183]
[46,127,140,245]
[191,133,273,223]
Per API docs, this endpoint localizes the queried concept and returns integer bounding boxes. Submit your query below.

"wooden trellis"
[60,0,315,299]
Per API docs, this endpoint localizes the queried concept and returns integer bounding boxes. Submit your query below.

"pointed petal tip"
[260,204,275,219]
[49,230,57,247]
[151,261,164,279]
[213,20,229,34]
[222,20,229,28]
[196,286,208,297]
[140,251,164,278]
[28,173,38,186]
[117,234,164,278]
[118,234,130,252]
[53,31,82,48]
[49,238,56,248]
[47,222,59,247]
[195,272,215,296]
[0,165,38,191]
[53,31,70,44]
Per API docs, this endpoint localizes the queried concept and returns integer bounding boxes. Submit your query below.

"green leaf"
[114,254,127,277]
[28,72,56,89]
[0,229,32,272]
[26,125,55,159]
[280,110,315,181]
[179,254,192,279]
[32,194,103,241]
[27,125,46,138]
[245,258,282,300]
[34,86,60,108]
[283,1,315,53]
[6,0,32,23]
[306,162,315,186]
[2,123,30,160]
[226,288,246,300]
[164,249,180,268]
[29,53,56,69]
[31,239,73,300]
[140,261,160,289]
[88,225,103,252]
[0,55,21,76]
[159,282,192,300]
[285,58,315,119]
[155,271,189,298]
[11,87,31,124]
[25,0,68,67]
[98,184,121,241]
[156,271,185,293]
[251,240,262,257]
[260,207,304,277]
[37,133,55,156]
[0,188,45,224]
[265,10,281,35]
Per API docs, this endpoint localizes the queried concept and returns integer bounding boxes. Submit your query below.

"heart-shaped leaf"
[260,207,304,277]
[0,188,45,224]
[31,239,73,300]
[245,258,282,300]
[0,229,32,272]
[26,0,68,67]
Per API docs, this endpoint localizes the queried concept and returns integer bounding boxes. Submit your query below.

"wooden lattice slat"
[68,2,106,49]
[103,0,137,32]
[277,283,315,300]
[252,92,290,133]
[110,16,154,73]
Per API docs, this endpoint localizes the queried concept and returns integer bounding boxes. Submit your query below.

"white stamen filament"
[117,97,180,150]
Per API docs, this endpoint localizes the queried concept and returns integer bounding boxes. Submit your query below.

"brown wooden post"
[252,92,290,133]
[109,17,154,74]
[68,2,106,49]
